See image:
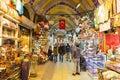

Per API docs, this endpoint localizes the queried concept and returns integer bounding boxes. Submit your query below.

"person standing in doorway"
[72,43,81,75]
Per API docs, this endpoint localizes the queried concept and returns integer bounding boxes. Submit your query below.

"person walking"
[72,43,81,76]
[53,44,58,63]
[47,46,53,61]
[66,43,72,62]
[58,43,65,62]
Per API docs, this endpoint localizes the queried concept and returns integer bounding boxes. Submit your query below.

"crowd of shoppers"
[47,42,86,76]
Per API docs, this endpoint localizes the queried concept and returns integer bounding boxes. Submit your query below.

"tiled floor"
[29,60,95,80]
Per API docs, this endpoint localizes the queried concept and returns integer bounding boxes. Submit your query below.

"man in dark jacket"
[58,43,65,62]
[66,43,72,62]
[48,46,53,61]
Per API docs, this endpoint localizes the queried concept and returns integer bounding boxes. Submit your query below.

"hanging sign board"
[116,0,120,14]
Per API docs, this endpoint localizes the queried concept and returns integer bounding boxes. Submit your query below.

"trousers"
[73,58,80,73]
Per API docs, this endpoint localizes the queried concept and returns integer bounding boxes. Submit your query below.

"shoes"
[72,72,80,76]
[72,73,76,76]
[76,72,80,75]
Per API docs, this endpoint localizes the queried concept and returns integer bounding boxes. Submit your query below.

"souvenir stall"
[77,7,107,79]
[94,0,120,79]
[0,0,22,80]
[0,0,34,80]
[84,29,106,79]
[32,20,49,64]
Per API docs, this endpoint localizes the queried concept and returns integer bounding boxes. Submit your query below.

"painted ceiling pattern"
[31,0,100,32]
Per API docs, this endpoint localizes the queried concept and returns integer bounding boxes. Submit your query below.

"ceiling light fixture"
[76,3,81,9]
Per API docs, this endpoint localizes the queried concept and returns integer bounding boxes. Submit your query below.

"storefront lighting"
[116,15,119,21]
[115,31,118,34]
[76,3,81,9]
[79,24,82,27]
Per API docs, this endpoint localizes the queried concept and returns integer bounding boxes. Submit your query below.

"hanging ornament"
[44,22,49,29]
[38,22,44,28]
[16,0,24,15]
[30,0,35,5]
[12,0,17,5]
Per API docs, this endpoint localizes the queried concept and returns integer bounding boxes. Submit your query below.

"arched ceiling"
[32,0,96,32]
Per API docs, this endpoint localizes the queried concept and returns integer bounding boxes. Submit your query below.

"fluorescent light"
[76,3,81,9]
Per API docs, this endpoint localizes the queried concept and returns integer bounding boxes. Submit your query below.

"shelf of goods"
[86,54,106,79]
[0,62,21,80]
[0,16,18,46]
[106,61,120,74]
[97,61,120,80]
[2,24,17,39]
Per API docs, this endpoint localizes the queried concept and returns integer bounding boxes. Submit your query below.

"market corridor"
[29,60,93,80]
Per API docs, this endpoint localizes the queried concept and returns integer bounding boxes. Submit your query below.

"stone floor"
[29,59,96,80]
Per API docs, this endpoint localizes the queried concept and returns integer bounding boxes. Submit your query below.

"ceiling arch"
[34,0,81,14]
[43,1,81,15]
[46,5,77,15]
[46,5,77,20]
[31,0,96,32]
[50,16,75,30]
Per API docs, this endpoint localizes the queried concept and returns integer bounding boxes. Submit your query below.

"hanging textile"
[59,19,66,30]
[30,0,35,5]
[106,34,120,46]
[12,0,17,5]
[16,0,24,15]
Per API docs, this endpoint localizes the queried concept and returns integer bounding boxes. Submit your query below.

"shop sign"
[0,0,8,13]
[99,20,111,32]
[116,0,120,13]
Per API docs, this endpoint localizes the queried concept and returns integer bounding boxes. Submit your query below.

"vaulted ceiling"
[31,0,96,32]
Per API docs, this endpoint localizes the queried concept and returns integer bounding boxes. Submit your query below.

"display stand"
[30,54,38,77]
[0,14,19,46]
[86,53,106,79]
[97,54,120,79]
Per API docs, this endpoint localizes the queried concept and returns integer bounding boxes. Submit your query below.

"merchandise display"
[1,0,120,80]
[86,53,106,78]
[0,46,22,80]
[98,67,120,80]
[97,48,120,80]
[18,27,30,52]
[0,16,18,46]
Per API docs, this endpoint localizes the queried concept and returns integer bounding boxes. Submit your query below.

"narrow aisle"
[29,60,93,80]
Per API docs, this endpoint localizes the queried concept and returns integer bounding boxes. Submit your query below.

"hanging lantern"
[44,22,49,29]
